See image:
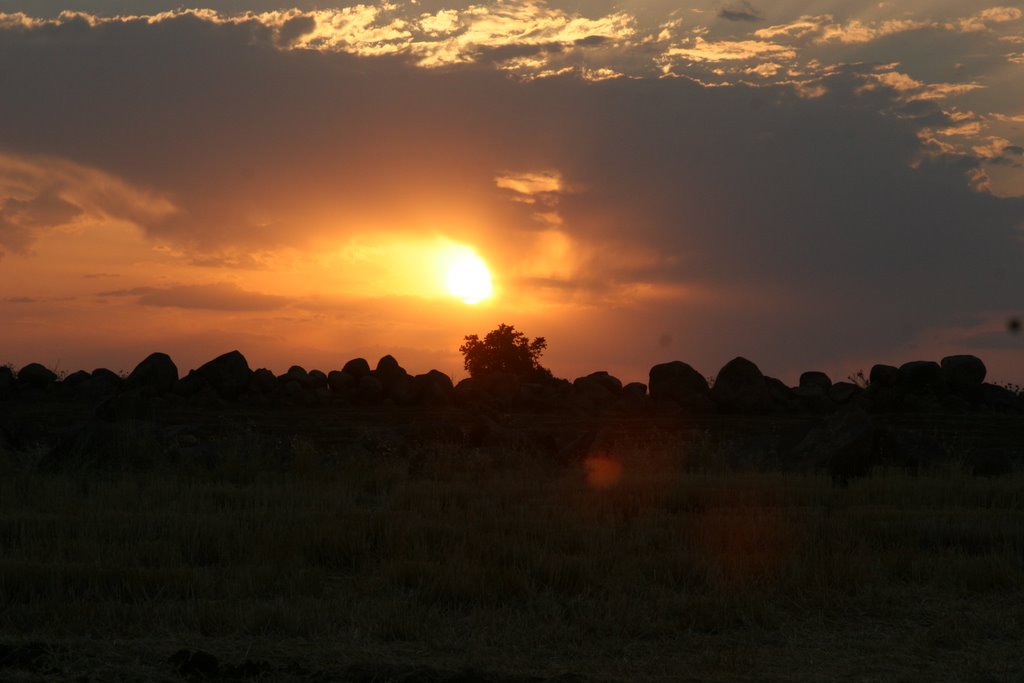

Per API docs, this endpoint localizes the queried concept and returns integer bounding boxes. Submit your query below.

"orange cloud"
[662,37,796,62]
[0,152,177,256]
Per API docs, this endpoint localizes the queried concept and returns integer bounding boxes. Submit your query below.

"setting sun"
[446,253,493,304]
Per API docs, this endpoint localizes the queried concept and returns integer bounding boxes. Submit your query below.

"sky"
[0,0,1022,385]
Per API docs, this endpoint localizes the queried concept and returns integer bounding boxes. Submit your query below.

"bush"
[459,324,551,380]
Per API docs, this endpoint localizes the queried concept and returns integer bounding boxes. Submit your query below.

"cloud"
[864,70,985,102]
[662,37,795,62]
[718,2,762,23]
[0,151,178,256]
[98,282,292,311]
[755,7,1022,46]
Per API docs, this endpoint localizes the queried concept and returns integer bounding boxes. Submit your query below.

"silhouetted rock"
[828,381,863,405]
[388,375,419,405]
[474,372,521,402]
[17,363,57,389]
[342,357,371,378]
[356,374,385,404]
[0,366,15,398]
[869,364,898,388]
[62,369,91,389]
[941,355,986,392]
[617,382,649,414]
[584,371,623,395]
[573,372,621,407]
[284,379,317,407]
[126,352,178,395]
[196,350,251,399]
[712,357,771,413]
[793,384,833,414]
[77,368,122,401]
[327,370,356,397]
[415,370,454,404]
[978,383,1019,412]
[896,360,942,392]
[764,376,796,411]
[281,365,309,384]
[307,369,328,389]
[648,360,710,407]
[799,371,832,390]
[250,368,278,393]
[174,371,210,398]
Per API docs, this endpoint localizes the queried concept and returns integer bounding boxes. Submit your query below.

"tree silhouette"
[459,324,551,379]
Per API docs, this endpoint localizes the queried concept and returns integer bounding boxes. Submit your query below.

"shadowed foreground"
[1,434,1022,682]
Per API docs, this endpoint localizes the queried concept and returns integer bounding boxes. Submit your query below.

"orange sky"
[1,3,1022,385]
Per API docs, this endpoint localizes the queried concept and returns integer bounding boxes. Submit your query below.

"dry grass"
[1,435,1022,681]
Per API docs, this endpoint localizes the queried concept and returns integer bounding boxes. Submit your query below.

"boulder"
[280,365,309,384]
[623,382,647,398]
[284,380,317,407]
[573,372,621,406]
[355,374,385,404]
[828,381,863,405]
[306,369,328,390]
[582,371,622,395]
[327,370,356,397]
[792,384,833,414]
[62,370,91,389]
[375,355,408,388]
[978,383,1018,412]
[389,375,420,405]
[125,352,179,395]
[342,357,371,378]
[940,355,986,392]
[869,364,899,388]
[764,376,796,410]
[0,365,15,398]
[77,368,122,400]
[249,368,279,394]
[712,357,771,413]
[173,371,211,398]
[648,361,711,407]
[799,371,832,390]
[17,363,58,389]
[195,350,251,399]
[896,360,942,393]
[415,370,454,405]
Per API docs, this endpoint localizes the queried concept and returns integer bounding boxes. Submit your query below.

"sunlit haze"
[0,0,1022,383]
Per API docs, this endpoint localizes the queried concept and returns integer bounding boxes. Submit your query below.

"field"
[1,428,1023,682]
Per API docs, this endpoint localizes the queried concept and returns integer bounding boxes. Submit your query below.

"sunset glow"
[0,1,1021,384]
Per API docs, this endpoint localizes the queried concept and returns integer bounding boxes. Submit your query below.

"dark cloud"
[98,283,292,311]
[0,11,1022,376]
[718,2,761,22]
[0,189,82,253]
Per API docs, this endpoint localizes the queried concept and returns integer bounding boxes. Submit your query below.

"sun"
[446,253,493,304]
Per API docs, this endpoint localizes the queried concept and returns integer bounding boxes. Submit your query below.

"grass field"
[1,435,1023,681]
